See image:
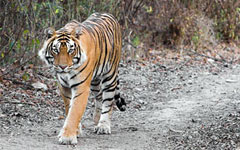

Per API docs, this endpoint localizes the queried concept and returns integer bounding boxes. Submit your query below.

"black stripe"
[102,80,117,92]
[60,83,68,88]
[72,46,81,64]
[101,104,113,114]
[91,79,101,86]
[102,98,113,103]
[91,89,99,92]
[96,94,102,100]
[103,19,114,37]
[73,57,80,64]
[82,23,95,35]
[101,109,111,114]
[60,77,68,86]
[102,68,117,84]
[117,79,119,85]
[92,28,103,79]
[62,94,71,99]
[47,42,54,50]
[58,38,70,42]
[74,92,83,99]
[108,38,115,63]
[102,18,115,34]
[92,61,98,79]
[100,36,108,74]
[104,87,115,93]
[57,34,70,39]
[103,51,117,77]
[70,72,92,89]
[104,26,113,43]
[70,60,89,79]
[45,56,53,59]
[45,56,53,64]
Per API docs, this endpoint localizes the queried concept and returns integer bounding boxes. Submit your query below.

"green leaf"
[23,30,29,35]
[146,6,153,13]
[192,34,199,45]
[35,39,40,45]
[16,40,21,50]
[1,52,4,58]
[33,5,37,11]
[55,9,59,14]
[22,72,30,81]
[236,7,240,12]
[133,36,140,47]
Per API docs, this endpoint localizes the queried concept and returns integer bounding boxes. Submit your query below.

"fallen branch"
[3,77,57,94]
[3,77,34,90]
[186,49,231,64]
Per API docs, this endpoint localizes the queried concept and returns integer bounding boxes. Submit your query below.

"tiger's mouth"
[54,65,72,73]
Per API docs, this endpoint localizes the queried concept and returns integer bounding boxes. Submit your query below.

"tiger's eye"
[68,49,72,53]
[52,48,58,53]
[68,46,75,54]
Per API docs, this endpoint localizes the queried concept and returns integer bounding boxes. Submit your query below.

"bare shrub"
[0,0,239,69]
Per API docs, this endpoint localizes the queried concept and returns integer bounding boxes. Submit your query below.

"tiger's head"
[39,27,87,73]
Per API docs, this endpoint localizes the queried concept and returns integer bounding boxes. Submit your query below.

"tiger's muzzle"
[54,65,72,73]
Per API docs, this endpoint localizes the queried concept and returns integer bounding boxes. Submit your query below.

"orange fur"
[39,13,124,145]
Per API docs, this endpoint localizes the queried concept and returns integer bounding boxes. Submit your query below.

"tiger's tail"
[114,80,126,111]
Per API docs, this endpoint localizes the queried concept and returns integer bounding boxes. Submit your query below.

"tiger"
[38,13,126,145]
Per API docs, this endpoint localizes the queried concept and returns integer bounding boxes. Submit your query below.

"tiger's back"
[82,13,122,81]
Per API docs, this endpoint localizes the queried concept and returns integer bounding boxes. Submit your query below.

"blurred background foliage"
[0,0,239,67]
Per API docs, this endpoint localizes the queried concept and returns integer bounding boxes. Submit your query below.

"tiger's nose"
[59,65,67,70]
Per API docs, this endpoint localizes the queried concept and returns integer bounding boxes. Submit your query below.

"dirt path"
[1,62,240,149]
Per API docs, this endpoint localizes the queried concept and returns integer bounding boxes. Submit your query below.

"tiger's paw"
[77,123,84,138]
[58,129,77,145]
[94,121,111,134]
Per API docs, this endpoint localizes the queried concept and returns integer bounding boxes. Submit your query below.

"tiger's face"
[49,37,79,73]
[39,28,86,73]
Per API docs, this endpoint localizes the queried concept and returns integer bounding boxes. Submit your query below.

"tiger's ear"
[71,27,82,39]
[44,27,56,39]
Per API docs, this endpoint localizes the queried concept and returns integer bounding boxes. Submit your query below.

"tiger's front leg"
[58,85,90,145]
[59,85,71,115]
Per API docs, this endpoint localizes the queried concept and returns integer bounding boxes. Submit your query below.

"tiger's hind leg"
[91,79,102,125]
[93,74,117,134]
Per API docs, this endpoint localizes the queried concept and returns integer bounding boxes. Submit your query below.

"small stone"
[32,81,48,91]
[226,79,237,83]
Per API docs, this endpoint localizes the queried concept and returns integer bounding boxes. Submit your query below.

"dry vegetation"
[0,0,239,99]
[0,0,240,68]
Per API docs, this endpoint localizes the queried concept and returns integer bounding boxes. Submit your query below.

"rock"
[31,81,48,91]
[226,79,237,83]
[0,113,6,118]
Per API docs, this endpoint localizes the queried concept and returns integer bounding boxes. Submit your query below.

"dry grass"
[0,0,239,67]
